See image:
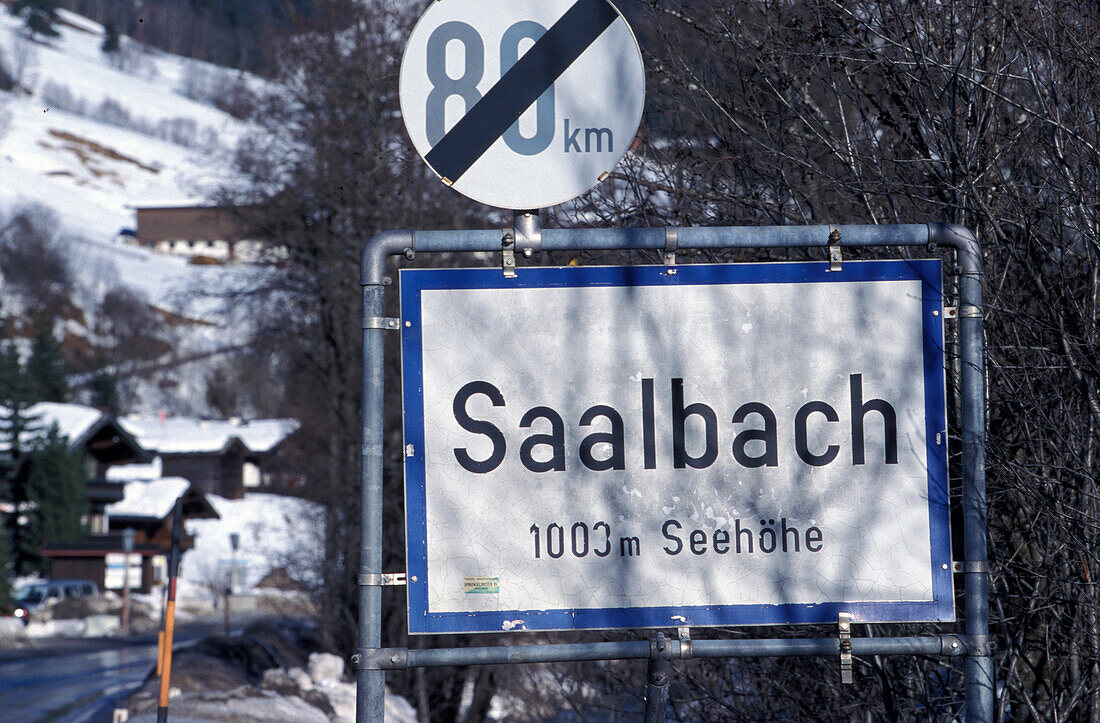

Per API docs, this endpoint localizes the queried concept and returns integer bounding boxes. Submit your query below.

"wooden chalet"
[118,416,300,500]
[10,403,153,534]
[133,206,273,262]
[42,478,218,594]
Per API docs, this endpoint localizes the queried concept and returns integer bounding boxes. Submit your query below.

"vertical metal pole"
[121,527,133,635]
[226,532,239,636]
[939,225,994,722]
[643,634,671,723]
[358,280,387,722]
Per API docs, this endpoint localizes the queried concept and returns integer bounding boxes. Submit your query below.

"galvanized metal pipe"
[644,635,672,723]
[929,224,994,722]
[360,224,938,285]
[357,282,387,723]
[359,635,973,670]
[398,640,651,667]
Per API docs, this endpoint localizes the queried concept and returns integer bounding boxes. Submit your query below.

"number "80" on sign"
[425,21,554,155]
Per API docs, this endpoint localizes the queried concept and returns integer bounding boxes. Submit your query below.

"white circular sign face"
[399,0,645,210]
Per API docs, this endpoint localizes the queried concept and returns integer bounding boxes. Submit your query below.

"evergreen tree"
[0,532,12,608]
[0,385,13,609]
[0,343,29,405]
[0,345,22,500]
[101,21,120,55]
[8,0,60,40]
[25,328,67,403]
[0,342,42,576]
[88,369,120,415]
[25,425,86,573]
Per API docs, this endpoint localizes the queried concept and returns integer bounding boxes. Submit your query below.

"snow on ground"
[125,658,419,723]
[0,7,246,220]
[181,493,324,594]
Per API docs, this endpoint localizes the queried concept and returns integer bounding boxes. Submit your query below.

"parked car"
[11,579,100,623]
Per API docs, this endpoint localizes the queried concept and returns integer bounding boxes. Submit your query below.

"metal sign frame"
[354,221,992,722]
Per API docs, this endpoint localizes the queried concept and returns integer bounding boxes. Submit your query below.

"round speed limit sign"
[399,0,645,210]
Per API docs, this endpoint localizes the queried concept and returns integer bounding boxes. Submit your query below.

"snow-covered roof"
[106,477,190,519]
[106,456,164,482]
[119,415,299,455]
[29,402,104,442]
[0,402,105,451]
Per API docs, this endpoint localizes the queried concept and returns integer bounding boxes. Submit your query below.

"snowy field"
[181,492,324,595]
[0,8,260,322]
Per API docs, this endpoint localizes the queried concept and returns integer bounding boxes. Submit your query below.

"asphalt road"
[0,622,227,723]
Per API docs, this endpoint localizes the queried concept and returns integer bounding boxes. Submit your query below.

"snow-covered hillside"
[0,8,269,411]
[1,9,275,411]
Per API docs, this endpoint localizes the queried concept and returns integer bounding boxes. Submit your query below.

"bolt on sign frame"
[354,222,992,722]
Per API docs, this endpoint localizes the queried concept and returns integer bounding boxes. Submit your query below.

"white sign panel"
[105,552,143,590]
[399,0,645,209]
[400,261,952,633]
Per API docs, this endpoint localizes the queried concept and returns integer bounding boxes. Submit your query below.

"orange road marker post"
[157,498,183,723]
[155,582,167,677]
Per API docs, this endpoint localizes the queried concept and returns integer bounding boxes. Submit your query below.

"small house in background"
[118,415,300,500]
[133,205,277,263]
[4,403,154,534]
[23,403,151,478]
[42,478,219,594]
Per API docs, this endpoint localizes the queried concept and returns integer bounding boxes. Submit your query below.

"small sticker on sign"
[464,576,500,594]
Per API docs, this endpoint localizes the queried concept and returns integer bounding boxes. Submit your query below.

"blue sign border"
[400,260,952,634]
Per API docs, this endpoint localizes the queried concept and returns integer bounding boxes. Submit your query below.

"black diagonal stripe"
[424,0,619,184]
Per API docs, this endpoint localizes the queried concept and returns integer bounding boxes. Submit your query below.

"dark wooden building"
[14,403,153,534]
[42,479,219,594]
[135,205,247,245]
[133,206,273,262]
[118,416,299,500]
[159,438,249,499]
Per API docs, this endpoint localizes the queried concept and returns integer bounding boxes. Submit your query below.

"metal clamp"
[959,304,983,319]
[650,631,670,658]
[352,648,407,671]
[952,560,990,574]
[514,211,542,253]
[678,625,693,659]
[664,227,679,265]
[358,572,407,586]
[828,226,843,271]
[941,634,994,656]
[967,634,996,656]
[940,635,965,655]
[362,316,400,330]
[838,612,853,684]
[501,230,517,278]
